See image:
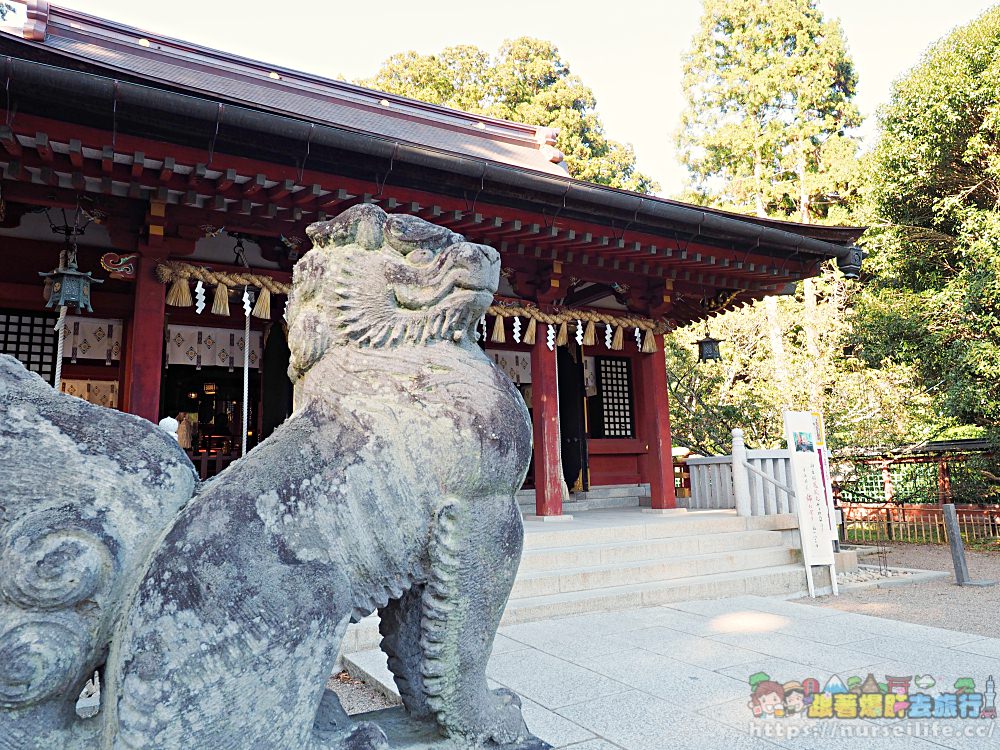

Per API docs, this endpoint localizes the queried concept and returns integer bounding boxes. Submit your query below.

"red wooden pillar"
[636,343,677,510]
[116,317,131,413]
[531,336,563,517]
[122,248,166,423]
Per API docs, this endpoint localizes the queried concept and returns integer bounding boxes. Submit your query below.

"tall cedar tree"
[678,0,860,220]
[667,0,938,454]
[360,38,657,193]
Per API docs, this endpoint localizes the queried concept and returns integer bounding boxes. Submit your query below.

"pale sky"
[35,0,1000,196]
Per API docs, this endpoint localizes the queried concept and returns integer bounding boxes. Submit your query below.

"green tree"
[360,38,657,193]
[667,1,937,455]
[678,0,861,220]
[858,7,1000,437]
[666,265,941,454]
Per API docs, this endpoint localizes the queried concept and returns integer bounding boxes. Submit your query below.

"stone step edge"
[521,528,784,555]
[505,563,813,610]
[516,545,798,581]
[337,563,823,660]
[342,649,401,702]
[522,520,751,548]
[522,514,798,546]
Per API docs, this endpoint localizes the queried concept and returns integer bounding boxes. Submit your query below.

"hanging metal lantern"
[836,247,864,280]
[695,334,723,362]
[39,252,103,313]
[38,206,104,313]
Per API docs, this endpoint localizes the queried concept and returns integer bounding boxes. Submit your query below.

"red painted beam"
[101,146,114,174]
[635,343,677,510]
[0,126,22,156]
[214,168,237,192]
[131,151,145,179]
[35,132,53,163]
[531,335,563,517]
[292,183,322,205]
[243,173,266,196]
[317,188,353,211]
[267,178,294,201]
[159,156,175,182]
[187,163,207,188]
[2,113,819,287]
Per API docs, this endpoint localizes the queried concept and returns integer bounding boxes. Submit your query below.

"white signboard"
[783,410,839,597]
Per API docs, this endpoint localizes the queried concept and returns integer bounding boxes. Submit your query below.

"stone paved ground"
[806,544,1000,638]
[345,594,1000,749]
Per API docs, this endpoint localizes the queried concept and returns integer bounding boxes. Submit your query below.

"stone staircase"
[515,483,649,514]
[338,509,828,660]
[505,510,828,625]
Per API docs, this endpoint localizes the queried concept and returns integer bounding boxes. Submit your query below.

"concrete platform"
[345,595,1000,749]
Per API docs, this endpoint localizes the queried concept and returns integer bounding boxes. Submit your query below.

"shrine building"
[0,2,864,518]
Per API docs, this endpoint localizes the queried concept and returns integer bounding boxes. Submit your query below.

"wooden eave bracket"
[24,1,50,41]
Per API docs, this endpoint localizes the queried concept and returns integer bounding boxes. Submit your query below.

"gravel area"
[837,565,912,585]
[804,543,1000,637]
[325,671,398,715]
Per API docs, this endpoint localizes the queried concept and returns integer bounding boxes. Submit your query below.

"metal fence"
[832,441,1000,507]
[842,503,1000,545]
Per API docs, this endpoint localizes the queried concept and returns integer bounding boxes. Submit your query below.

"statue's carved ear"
[384,214,464,255]
[306,204,388,251]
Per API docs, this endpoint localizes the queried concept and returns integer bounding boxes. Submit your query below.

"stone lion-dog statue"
[0,204,548,749]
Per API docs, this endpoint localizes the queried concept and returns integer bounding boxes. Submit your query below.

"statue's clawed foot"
[314,692,388,750]
[462,688,530,747]
[313,720,389,750]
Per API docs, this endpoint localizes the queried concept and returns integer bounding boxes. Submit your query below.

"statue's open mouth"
[453,280,494,294]
[395,272,496,311]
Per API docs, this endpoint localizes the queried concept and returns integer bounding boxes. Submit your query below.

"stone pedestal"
[833,549,859,574]
[523,514,574,523]
[350,707,552,750]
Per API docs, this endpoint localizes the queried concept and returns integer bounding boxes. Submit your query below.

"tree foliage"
[360,38,657,193]
[678,0,861,220]
[666,266,941,454]
[858,7,1000,436]
[668,0,937,455]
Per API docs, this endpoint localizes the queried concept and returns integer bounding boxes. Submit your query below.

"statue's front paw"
[492,687,522,710]
[476,689,529,746]
[345,721,390,750]
[314,720,389,750]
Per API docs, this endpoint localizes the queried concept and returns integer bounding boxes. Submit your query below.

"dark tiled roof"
[1,2,865,252]
[8,3,568,177]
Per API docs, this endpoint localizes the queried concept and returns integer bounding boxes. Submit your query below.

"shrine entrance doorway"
[558,346,589,493]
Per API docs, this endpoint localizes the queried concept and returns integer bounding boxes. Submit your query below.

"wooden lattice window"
[594,356,634,439]
[0,309,58,385]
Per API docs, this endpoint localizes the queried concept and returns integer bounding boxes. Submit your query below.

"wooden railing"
[743,451,796,515]
[684,429,796,516]
[684,455,735,510]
